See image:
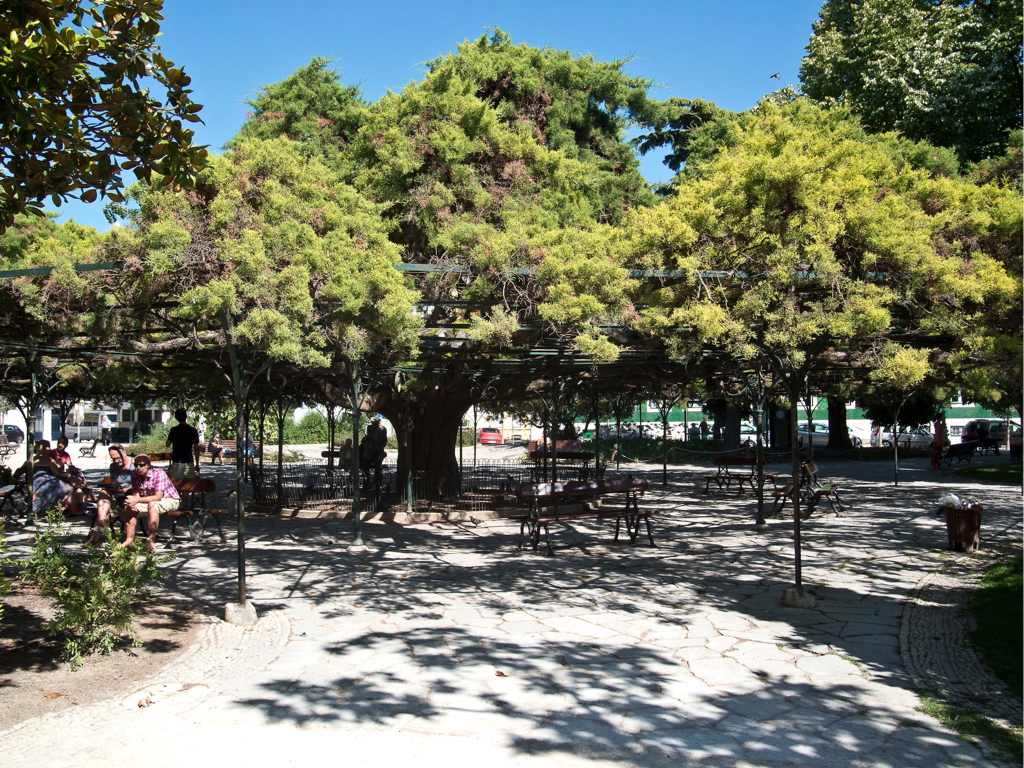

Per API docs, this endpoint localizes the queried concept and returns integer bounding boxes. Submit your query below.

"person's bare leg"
[66,488,85,515]
[89,498,111,543]
[146,503,160,552]
[121,505,139,547]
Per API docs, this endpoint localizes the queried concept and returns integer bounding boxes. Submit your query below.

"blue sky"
[55,0,823,229]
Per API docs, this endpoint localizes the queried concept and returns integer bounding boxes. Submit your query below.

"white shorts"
[130,497,180,515]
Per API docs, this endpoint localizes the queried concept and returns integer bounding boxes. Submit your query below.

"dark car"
[2,424,24,444]
[961,419,1005,453]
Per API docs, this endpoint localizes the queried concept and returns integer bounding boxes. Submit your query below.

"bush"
[286,410,329,444]
[20,508,162,668]
[127,421,171,455]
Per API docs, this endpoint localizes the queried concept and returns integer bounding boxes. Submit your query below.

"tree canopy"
[800,0,1023,163]
[0,0,208,230]
[624,99,1018,393]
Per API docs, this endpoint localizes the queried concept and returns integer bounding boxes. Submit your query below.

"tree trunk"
[724,402,741,449]
[789,378,803,593]
[826,396,852,450]
[380,388,472,501]
[662,412,669,488]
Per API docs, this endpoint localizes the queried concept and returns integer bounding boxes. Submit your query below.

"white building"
[0,401,172,444]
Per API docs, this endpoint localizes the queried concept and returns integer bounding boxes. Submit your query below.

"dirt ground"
[0,584,201,731]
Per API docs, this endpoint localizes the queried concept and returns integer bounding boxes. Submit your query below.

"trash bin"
[944,501,982,552]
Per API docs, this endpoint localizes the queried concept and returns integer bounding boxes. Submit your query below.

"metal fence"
[247,457,600,515]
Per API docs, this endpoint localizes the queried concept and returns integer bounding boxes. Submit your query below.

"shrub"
[21,508,162,668]
[127,421,171,455]
[286,410,329,444]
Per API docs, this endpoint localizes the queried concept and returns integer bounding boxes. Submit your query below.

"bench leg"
[770,494,787,517]
[518,518,532,551]
[643,514,654,546]
[614,515,622,542]
[543,522,553,556]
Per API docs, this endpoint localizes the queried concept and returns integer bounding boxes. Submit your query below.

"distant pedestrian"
[166,409,200,480]
[360,416,387,490]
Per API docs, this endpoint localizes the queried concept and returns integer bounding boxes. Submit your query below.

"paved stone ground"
[1,457,1020,767]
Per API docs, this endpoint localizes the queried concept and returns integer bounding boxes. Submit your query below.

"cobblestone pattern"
[901,563,1022,728]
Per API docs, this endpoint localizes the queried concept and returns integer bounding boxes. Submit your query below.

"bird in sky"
[769,72,780,79]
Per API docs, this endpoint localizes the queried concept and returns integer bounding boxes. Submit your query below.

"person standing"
[99,412,112,446]
[360,416,387,491]
[166,408,200,481]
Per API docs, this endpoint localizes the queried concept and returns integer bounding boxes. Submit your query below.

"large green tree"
[0,0,207,229]
[232,32,660,491]
[800,0,1023,162]
[626,98,1017,590]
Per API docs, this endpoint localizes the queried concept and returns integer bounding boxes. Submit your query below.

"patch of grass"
[971,554,1023,699]
[918,694,1022,764]
[954,464,1023,485]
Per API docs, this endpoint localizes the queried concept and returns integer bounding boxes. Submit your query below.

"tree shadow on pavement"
[235,624,982,766]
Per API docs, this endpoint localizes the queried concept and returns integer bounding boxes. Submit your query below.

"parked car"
[1010,424,1022,458]
[797,423,864,448]
[2,424,24,444]
[478,427,502,446]
[881,427,932,449]
[961,419,1006,452]
[796,423,830,448]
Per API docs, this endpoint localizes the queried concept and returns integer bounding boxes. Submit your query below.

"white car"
[881,427,932,449]
[798,423,864,448]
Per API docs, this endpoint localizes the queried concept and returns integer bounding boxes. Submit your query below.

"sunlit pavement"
[2,457,1020,767]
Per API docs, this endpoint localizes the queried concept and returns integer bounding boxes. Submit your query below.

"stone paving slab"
[1,460,1020,766]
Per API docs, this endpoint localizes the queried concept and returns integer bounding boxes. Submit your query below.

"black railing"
[248,458,584,515]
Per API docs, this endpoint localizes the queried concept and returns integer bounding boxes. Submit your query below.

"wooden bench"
[703,453,765,494]
[769,462,844,519]
[0,478,29,517]
[0,437,19,461]
[78,439,100,458]
[514,477,651,555]
[942,441,977,467]
[201,439,232,464]
[201,439,258,464]
[167,477,224,542]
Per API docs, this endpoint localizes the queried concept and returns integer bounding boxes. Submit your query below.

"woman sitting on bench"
[207,434,223,465]
[29,441,88,516]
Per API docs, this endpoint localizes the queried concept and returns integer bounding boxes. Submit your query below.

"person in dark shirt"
[166,408,200,481]
[359,417,387,491]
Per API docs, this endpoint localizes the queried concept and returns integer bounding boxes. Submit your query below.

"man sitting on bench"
[122,454,180,552]
[89,445,133,544]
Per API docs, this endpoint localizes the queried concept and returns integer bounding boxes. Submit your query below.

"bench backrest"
[514,477,647,503]
[947,442,977,456]
[174,477,215,494]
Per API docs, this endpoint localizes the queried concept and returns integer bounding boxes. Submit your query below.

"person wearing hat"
[123,453,180,552]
